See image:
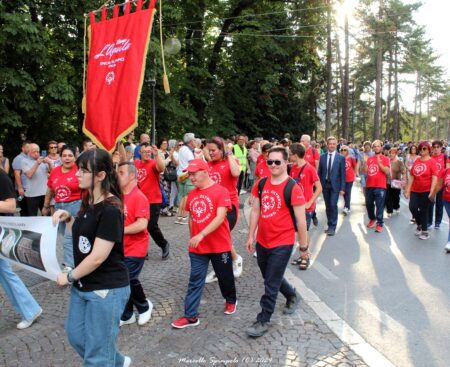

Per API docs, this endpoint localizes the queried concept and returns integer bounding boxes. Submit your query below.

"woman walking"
[385,147,406,217]
[340,145,359,215]
[404,142,438,240]
[53,149,131,367]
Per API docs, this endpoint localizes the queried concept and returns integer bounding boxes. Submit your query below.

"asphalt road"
[298,183,450,367]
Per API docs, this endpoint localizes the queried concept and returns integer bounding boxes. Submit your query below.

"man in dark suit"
[318,136,346,236]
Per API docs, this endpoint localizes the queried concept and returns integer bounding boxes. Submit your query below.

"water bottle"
[17,195,23,202]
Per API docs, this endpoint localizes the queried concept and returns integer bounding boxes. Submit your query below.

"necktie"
[327,153,332,180]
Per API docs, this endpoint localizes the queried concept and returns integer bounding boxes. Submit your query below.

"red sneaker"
[224,301,238,315]
[375,224,383,233]
[171,316,200,329]
[367,219,376,228]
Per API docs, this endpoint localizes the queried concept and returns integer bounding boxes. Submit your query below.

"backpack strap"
[257,177,268,202]
[283,177,298,232]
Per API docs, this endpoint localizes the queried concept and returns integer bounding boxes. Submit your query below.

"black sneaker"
[283,293,300,315]
[247,321,270,337]
[162,243,170,260]
[312,216,319,226]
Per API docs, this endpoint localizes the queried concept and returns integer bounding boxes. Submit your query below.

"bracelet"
[43,205,50,210]
[225,151,233,157]
[67,270,74,284]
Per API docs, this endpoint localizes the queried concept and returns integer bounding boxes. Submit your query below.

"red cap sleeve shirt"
[345,157,356,183]
[134,160,162,204]
[304,146,319,168]
[255,161,271,179]
[123,186,150,257]
[411,158,438,193]
[290,163,319,212]
[366,155,390,188]
[256,154,266,166]
[431,154,445,176]
[441,168,450,202]
[208,159,239,210]
[47,165,81,202]
[185,183,232,254]
[251,178,306,249]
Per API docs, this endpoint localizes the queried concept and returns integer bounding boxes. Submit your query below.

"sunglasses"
[267,159,283,166]
[49,146,58,149]
[178,143,184,146]
[340,149,347,152]
[421,147,429,151]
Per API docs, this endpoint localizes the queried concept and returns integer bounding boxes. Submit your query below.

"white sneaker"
[138,299,153,326]
[415,228,422,236]
[343,208,349,216]
[120,313,136,327]
[253,251,257,258]
[233,255,243,278]
[205,270,218,283]
[17,308,42,330]
[387,213,392,218]
[123,356,132,367]
[445,242,450,253]
[419,232,430,240]
[395,209,401,215]
[240,190,247,194]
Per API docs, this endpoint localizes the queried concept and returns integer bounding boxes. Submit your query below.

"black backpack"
[257,177,298,231]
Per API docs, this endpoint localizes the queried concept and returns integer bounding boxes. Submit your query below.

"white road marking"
[311,260,339,281]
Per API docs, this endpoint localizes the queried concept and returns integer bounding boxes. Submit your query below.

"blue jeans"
[365,187,386,226]
[344,181,353,210]
[0,258,41,321]
[122,257,148,320]
[305,211,313,231]
[184,252,236,318]
[66,285,130,367]
[444,200,450,242]
[428,189,443,226]
[255,243,296,322]
[55,200,81,268]
[323,183,340,230]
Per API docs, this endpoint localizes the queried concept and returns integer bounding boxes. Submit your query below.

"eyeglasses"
[76,168,91,175]
[49,146,57,149]
[267,159,283,166]
[433,145,441,148]
[340,149,347,152]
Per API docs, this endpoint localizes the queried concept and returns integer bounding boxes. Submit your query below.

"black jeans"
[385,184,401,214]
[409,192,431,231]
[148,203,168,249]
[122,257,149,320]
[237,171,245,195]
[255,243,296,322]
[25,195,44,216]
[428,189,443,226]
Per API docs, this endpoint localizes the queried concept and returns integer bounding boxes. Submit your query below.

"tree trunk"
[393,38,400,141]
[418,74,422,141]
[342,12,350,140]
[325,0,332,139]
[385,49,393,141]
[426,94,430,140]
[412,73,418,141]
[373,0,383,140]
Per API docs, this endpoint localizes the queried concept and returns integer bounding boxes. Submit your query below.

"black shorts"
[227,204,238,231]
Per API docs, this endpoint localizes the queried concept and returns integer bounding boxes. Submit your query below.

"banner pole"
[150,78,156,145]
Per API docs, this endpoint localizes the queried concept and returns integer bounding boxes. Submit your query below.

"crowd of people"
[1,132,450,365]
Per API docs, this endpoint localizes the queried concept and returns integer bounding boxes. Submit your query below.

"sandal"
[291,257,302,265]
[298,256,310,270]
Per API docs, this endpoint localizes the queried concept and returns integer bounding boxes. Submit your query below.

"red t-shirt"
[290,163,319,212]
[256,154,266,166]
[366,155,390,188]
[441,168,450,202]
[47,165,81,202]
[304,146,319,169]
[251,177,306,249]
[123,186,150,257]
[345,156,357,183]
[135,159,162,204]
[255,160,271,179]
[208,159,239,210]
[185,183,232,254]
[410,158,438,193]
[431,153,445,176]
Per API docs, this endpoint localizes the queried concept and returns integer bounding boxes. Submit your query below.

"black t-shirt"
[0,170,15,216]
[72,197,129,291]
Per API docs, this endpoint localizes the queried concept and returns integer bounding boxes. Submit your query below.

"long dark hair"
[76,149,123,215]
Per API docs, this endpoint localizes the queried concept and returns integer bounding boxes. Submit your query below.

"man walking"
[318,137,346,236]
[135,143,170,259]
[300,134,320,226]
[233,134,248,195]
[246,147,307,337]
[12,141,30,216]
[429,140,445,229]
[171,159,237,328]
[118,162,153,327]
[364,140,390,233]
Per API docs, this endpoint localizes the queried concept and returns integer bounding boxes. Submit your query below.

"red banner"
[83,0,156,152]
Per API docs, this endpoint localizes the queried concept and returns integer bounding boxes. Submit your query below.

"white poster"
[0,216,62,281]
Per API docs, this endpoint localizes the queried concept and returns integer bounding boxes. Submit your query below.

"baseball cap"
[184,159,209,173]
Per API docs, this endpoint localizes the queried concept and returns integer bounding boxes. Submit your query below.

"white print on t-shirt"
[221,252,229,264]
[413,163,426,176]
[78,236,91,254]
[123,204,128,219]
[137,168,147,182]
[190,195,214,224]
[367,164,379,176]
[261,190,282,219]
[436,162,442,171]
[345,160,351,171]
[209,171,222,184]
[56,185,71,201]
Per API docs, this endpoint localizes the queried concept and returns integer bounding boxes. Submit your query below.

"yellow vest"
[233,144,247,172]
